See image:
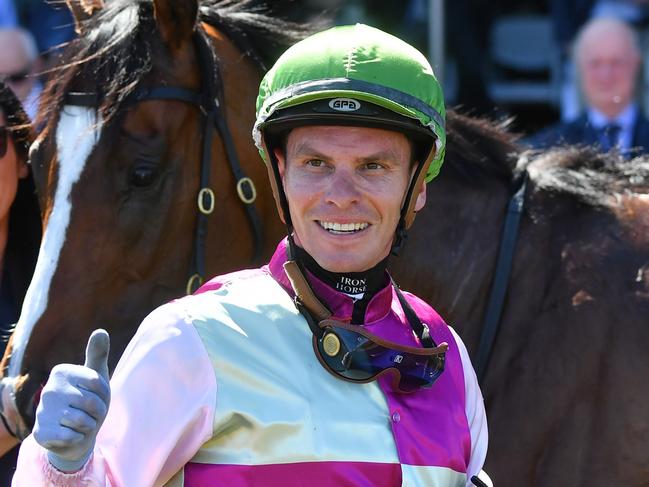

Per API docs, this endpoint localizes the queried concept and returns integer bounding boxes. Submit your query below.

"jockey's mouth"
[318,221,370,234]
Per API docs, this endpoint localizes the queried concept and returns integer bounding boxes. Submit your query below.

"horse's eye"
[130,163,158,188]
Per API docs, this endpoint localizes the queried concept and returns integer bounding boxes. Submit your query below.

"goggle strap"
[391,277,437,349]
[295,298,325,339]
[284,259,332,322]
[319,319,448,356]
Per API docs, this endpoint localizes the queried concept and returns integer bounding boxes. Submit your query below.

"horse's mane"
[446,110,649,209]
[445,110,520,184]
[38,0,310,128]
[524,146,649,207]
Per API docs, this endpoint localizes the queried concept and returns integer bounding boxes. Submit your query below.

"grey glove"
[33,329,111,472]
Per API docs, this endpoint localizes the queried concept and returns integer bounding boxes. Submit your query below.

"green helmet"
[253,23,446,183]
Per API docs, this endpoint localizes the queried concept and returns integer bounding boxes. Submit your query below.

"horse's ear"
[65,0,104,35]
[153,0,198,51]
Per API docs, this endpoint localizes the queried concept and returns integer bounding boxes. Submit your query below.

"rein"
[474,170,528,383]
[64,28,264,295]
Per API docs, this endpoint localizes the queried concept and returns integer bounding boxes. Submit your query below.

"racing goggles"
[312,318,448,393]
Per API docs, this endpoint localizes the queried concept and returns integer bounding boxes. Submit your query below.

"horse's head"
[0,0,287,439]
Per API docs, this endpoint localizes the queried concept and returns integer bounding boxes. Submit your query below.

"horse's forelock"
[37,0,148,131]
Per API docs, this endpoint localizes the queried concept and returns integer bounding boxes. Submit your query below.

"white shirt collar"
[587,103,638,152]
[587,103,637,130]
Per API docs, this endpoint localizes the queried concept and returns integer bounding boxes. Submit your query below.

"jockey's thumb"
[83,329,110,382]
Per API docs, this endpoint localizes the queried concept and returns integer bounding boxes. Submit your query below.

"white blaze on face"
[8,106,103,378]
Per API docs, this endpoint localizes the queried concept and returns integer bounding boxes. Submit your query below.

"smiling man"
[15,24,489,487]
[278,125,419,273]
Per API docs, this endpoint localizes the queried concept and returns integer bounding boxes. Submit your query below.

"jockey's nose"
[324,167,361,208]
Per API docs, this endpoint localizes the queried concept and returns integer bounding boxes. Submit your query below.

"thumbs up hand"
[33,329,111,472]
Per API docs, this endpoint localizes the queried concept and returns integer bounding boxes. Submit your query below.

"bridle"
[474,168,528,383]
[64,27,264,295]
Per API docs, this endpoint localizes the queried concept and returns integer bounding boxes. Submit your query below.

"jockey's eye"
[306,159,325,168]
[130,162,158,188]
[364,162,384,170]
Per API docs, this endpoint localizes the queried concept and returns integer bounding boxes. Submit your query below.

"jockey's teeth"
[320,221,368,233]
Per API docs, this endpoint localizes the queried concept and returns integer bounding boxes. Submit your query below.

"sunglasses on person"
[0,127,9,158]
[312,318,448,393]
[0,66,32,84]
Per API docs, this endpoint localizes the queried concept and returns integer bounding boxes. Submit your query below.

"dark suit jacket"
[526,112,649,156]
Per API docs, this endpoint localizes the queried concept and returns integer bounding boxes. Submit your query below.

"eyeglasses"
[0,66,32,84]
[0,127,8,158]
[312,318,448,393]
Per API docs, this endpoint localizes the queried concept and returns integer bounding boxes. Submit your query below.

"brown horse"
[0,0,302,448]
[0,2,647,483]
[393,113,649,486]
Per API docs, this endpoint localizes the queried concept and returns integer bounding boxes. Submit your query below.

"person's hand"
[33,329,111,472]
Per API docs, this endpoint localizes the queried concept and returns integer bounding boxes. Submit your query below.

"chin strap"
[390,143,436,256]
[390,219,408,256]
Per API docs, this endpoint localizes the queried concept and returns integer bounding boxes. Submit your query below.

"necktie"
[598,123,621,151]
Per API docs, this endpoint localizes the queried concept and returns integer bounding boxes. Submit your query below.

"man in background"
[528,17,649,157]
[0,28,42,120]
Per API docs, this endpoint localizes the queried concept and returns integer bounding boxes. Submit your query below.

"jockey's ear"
[65,0,104,35]
[153,0,198,51]
[414,179,427,212]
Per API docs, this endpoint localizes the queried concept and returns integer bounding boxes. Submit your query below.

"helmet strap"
[391,219,408,256]
[261,137,295,231]
[391,144,436,256]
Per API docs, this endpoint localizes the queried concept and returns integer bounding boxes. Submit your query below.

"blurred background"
[2,0,649,138]
[281,0,649,139]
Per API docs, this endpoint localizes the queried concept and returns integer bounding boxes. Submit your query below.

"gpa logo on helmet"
[329,98,361,112]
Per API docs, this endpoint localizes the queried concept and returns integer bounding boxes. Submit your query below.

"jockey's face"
[275,125,426,273]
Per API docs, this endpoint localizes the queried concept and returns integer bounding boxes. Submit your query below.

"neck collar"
[292,244,388,301]
[587,103,637,129]
[268,238,394,324]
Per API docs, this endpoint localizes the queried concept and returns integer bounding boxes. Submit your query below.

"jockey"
[14,24,489,486]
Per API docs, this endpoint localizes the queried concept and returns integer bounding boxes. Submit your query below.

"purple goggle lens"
[313,319,448,393]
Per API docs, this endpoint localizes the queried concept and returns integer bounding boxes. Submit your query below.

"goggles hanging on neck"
[285,259,448,394]
[311,317,447,393]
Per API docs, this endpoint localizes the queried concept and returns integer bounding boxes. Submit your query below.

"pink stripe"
[184,461,401,486]
[384,294,471,471]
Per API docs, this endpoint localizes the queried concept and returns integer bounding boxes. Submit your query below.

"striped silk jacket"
[15,239,487,487]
